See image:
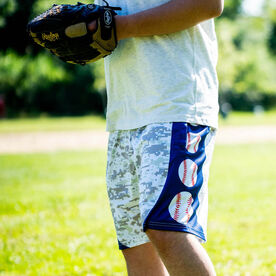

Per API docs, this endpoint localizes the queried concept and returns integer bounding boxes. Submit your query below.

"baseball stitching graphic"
[178,159,198,187]
[186,131,201,154]
[169,192,193,224]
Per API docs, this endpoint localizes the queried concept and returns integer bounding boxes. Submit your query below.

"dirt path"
[0,125,276,154]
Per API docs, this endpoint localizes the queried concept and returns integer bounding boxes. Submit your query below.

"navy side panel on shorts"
[118,240,130,250]
[143,122,210,241]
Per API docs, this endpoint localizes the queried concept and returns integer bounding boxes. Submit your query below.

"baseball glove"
[27,1,121,65]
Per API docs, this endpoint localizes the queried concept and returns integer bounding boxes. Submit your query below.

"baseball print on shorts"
[106,122,216,249]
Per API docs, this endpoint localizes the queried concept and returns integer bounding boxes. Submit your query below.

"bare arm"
[115,0,224,40]
[88,0,224,40]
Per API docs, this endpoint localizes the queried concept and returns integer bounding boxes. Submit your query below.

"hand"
[88,20,97,32]
[88,16,124,41]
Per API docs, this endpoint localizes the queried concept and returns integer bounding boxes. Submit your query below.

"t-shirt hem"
[106,114,218,132]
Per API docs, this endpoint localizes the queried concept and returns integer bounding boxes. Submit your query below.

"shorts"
[106,122,216,250]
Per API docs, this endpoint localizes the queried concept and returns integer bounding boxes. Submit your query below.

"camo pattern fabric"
[106,123,172,249]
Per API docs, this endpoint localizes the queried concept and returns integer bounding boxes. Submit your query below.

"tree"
[0,0,38,54]
[220,0,243,19]
[265,0,276,55]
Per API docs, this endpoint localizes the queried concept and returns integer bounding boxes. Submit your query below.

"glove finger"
[65,22,88,38]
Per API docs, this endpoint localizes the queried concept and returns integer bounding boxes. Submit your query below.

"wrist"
[115,15,131,41]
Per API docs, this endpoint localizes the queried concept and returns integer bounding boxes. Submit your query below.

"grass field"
[0,115,106,133]
[0,113,276,275]
[1,144,276,275]
[0,110,276,133]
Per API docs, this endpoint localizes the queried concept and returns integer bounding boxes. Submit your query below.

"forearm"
[116,0,224,41]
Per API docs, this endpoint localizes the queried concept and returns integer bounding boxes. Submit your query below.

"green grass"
[0,150,124,275]
[0,110,276,134]
[0,115,106,133]
[207,143,276,275]
[1,144,276,275]
[218,110,276,127]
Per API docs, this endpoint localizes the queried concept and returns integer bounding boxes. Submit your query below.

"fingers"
[88,20,97,32]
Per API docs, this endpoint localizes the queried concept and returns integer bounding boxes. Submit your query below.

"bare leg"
[122,242,169,276]
[146,229,216,276]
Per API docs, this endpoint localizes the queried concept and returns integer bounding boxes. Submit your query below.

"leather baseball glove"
[27,1,121,65]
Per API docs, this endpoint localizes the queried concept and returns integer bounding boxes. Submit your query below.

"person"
[91,0,224,275]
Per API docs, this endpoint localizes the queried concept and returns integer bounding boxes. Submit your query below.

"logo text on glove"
[104,10,112,26]
[42,32,59,41]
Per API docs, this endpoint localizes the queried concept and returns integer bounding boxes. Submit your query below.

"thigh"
[146,229,216,276]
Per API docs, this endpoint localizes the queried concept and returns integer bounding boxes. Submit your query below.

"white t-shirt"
[95,0,219,131]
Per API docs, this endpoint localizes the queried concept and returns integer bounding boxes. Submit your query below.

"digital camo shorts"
[106,122,216,250]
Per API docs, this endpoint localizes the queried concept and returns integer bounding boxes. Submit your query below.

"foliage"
[216,12,276,110]
[217,16,275,93]
[0,0,82,54]
[0,0,38,54]
[31,0,79,17]
[0,51,105,117]
[0,0,275,116]
[0,0,17,28]
[0,0,106,117]
[264,0,276,55]
[219,90,276,112]
[221,0,243,19]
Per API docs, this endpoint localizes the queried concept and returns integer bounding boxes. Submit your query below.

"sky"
[242,0,265,15]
